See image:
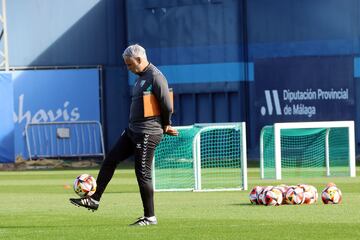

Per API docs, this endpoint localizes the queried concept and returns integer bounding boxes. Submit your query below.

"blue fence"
[25,121,105,160]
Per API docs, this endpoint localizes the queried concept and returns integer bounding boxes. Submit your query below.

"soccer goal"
[153,122,247,192]
[260,121,356,180]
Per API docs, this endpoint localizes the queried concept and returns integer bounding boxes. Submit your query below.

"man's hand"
[163,125,179,136]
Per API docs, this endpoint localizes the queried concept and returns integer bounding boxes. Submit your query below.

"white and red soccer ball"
[285,186,305,205]
[298,184,318,205]
[249,186,263,205]
[321,184,342,204]
[263,187,283,206]
[275,185,288,204]
[257,186,273,205]
[249,186,283,206]
[73,174,97,197]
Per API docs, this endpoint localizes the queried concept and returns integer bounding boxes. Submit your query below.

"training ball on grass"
[73,174,97,197]
[249,186,263,205]
[264,187,283,206]
[285,186,304,205]
[276,185,288,204]
[303,185,318,204]
[298,184,318,205]
[257,186,273,205]
[321,185,342,204]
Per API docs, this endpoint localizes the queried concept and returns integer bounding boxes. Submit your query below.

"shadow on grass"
[101,190,138,194]
[229,203,256,207]
[0,224,112,229]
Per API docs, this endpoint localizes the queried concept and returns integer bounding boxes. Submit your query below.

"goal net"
[153,123,247,191]
[260,121,356,179]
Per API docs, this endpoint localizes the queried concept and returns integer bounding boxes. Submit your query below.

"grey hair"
[122,44,147,59]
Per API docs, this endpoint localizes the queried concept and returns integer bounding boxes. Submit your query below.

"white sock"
[90,198,99,204]
[146,216,156,221]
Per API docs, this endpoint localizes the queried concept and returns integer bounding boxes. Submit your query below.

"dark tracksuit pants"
[91,128,163,217]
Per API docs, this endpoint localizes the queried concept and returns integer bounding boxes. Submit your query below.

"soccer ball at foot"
[73,174,97,197]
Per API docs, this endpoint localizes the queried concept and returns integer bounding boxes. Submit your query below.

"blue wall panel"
[229,92,241,122]
[0,74,14,163]
[7,0,126,67]
[197,94,213,123]
[252,56,355,150]
[213,93,228,122]
[247,0,360,59]
[126,0,245,65]
[179,94,196,125]
[8,0,103,66]
[170,82,247,126]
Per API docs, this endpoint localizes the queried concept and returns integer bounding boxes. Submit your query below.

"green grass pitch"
[1,166,360,240]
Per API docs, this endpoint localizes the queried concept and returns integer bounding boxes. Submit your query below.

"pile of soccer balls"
[249,183,342,206]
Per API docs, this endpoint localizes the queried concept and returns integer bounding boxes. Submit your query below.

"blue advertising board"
[12,69,100,160]
[253,56,355,138]
[0,73,14,163]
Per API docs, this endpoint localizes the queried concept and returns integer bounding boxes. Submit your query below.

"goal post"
[153,122,247,192]
[260,121,356,180]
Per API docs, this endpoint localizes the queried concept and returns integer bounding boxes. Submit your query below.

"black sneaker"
[69,197,99,212]
[129,217,158,226]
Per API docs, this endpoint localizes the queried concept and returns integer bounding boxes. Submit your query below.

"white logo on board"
[260,90,282,116]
